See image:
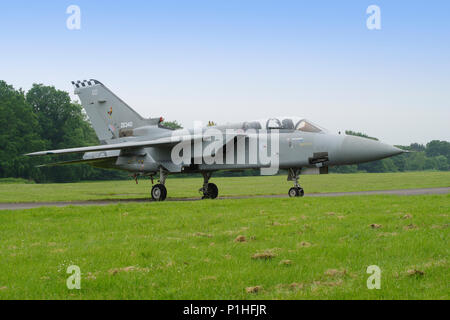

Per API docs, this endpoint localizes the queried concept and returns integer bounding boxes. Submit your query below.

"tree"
[426,140,450,158]
[27,84,83,149]
[405,152,426,171]
[424,157,437,170]
[391,153,407,172]
[435,155,449,171]
[409,143,425,152]
[25,84,128,182]
[381,158,398,172]
[329,165,358,173]
[345,130,378,141]
[161,120,183,130]
[358,160,386,173]
[0,81,44,179]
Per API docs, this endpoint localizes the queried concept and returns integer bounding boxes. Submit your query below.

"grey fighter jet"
[26,80,405,201]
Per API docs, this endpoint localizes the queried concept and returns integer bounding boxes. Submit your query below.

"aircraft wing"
[35,156,118,167]
[26,133,247,157]
[25,135,194,156]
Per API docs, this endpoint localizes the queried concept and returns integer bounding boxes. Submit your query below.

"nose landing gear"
[288,168,304,198]
[151,168,168,201]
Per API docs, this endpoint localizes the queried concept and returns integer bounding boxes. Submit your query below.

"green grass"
[0,178,35,184]
[0,194,448,299]
[0,171,448,203]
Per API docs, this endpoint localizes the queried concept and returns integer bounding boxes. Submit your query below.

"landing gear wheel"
[298,187,305,197]
[289,187,299,197]
[203,183,219,199]
[289,187,304,198]
[151,184,167,201]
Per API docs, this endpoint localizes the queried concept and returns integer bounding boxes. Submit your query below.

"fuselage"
[83,116,404,175]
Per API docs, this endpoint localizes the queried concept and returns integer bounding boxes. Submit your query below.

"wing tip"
[25,152,54,156]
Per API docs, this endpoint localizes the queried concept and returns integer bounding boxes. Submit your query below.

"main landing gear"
[287,168,304,198]
[150,169,219,201]
[151,168,168,201]
[200,172,219,199]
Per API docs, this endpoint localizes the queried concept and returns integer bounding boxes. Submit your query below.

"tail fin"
[72,79,156,143]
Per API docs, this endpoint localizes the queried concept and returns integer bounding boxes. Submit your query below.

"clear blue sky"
[1,0,449,144]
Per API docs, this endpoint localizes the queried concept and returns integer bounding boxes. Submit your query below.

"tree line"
[0,81,127,182]
[0,80,448,183]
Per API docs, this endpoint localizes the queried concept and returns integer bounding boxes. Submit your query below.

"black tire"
[151,184,167,201]
[289,187,304,198]
[298,187,305,197]
[204,183,219,199]
[289,187,299,198]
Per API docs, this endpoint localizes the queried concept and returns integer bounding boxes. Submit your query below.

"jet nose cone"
[334,135,405,165]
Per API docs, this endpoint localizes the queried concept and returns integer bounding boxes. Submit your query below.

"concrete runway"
[0,187,448,211]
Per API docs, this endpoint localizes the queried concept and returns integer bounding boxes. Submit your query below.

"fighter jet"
[26,80,405,201]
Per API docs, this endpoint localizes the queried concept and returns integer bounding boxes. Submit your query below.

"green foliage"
[161,120,183,130]
[0,178,35,184]
[426,140,450,158]
[0,81,127,182]
[0,81,44,180]
[409,143,426,152]
[331,165,359,174]
[345,130,378,141]
[435,155,449,171]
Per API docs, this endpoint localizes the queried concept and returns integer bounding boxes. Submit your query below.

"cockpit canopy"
[217,117,327,133]
[242,117,325,132]
[295,119,323,133]
[265,118,296,130]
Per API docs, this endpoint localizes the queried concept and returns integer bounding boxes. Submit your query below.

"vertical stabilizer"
[72,79,150,143]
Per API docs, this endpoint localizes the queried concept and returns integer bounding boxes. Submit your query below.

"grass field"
[0,171,449,203]
[0,172,448,300]
[0,196,448,299]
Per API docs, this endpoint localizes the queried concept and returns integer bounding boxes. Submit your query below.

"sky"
[0,0,449,145]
